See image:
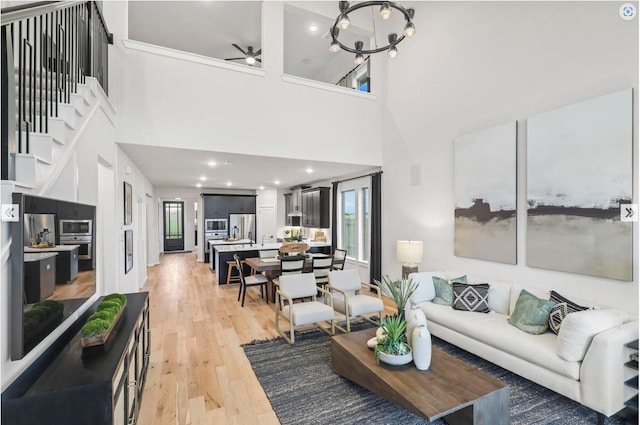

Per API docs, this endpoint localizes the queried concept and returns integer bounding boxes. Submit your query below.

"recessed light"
[305,167,314,174]
[309,24,318,32]
[208,161,217,167]
[274,180,280,185]
[259,186,265,190]
[226,181,232,187]
[175,197,182,200]
[196,183,202,188]
[200,176,207,181]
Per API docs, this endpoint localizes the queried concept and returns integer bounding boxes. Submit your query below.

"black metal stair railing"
[1,1,113,181]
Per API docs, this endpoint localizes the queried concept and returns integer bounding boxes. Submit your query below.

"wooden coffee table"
[331,328,509,425]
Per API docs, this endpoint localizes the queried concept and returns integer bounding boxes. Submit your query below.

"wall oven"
[205,218,228,233]
[59,220,93,260]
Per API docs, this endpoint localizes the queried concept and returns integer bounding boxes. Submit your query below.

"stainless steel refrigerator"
[229,214,255,242]
[24,213,56,246]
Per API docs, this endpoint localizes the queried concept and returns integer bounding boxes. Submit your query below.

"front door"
[163,201,184,252]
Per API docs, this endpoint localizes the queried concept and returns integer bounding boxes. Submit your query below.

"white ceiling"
[118,143,376,190]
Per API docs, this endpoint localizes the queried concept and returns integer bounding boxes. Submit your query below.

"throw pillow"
[508,289,556,335]
[557,308,629,361]
[408,271,446,304]
[548,291,589,335]
[432,275,467,306]
[452,283,490,313]
[487,280,512,315]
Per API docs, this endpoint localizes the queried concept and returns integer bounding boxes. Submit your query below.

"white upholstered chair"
[275,273,335,344]
[327,268,383,333]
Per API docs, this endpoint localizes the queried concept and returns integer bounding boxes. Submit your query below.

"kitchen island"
[211,241,332,284]
[25,245,80,284]
[24,252,58,303]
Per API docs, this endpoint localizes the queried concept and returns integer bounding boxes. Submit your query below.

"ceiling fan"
[225,44,262,66]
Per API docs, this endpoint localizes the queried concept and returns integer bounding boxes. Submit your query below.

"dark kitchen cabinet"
[301,187,330,228]
[203,195,229,219]
[23,254,56,303]
[1,293,150,425]
[57,201,94,220]
[228,196,256,214]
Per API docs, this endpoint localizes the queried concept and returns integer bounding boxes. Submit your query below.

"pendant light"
[379,2,392,20]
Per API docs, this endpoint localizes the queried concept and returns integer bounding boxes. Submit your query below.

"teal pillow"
[432,275,467,306]
[508,290,556,335]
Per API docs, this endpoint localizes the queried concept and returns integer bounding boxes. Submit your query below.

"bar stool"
[226,259,245,284]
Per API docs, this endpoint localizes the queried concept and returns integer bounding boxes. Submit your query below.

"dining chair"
[275,273,335,344]
[235,254,268,307]
[327,268,383,333]
[331,248,347,271]
[311,256,333,289]
[272,255,305,298]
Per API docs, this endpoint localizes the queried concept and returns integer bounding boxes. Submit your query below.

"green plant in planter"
[374,315,410,364]
[374,275,418,318]
[81,294,126,339]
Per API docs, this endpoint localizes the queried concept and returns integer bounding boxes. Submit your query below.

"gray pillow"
[548,290,589,335]
[432,275,467,306]
[508,289,556,335]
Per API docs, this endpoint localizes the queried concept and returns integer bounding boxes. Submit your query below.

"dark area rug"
[242,324,628,425]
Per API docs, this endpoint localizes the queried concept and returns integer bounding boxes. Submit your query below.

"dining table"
[243,253,330,303]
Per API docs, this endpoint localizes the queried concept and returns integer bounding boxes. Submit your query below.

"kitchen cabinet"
[301,187,330,228]
[58,201,94,220]
[284,193,292,226]
[228,196,256,214]
[1,293,150,425]
[23,253,57,303]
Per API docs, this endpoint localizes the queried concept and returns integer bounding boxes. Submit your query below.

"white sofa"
[407,271,639,421]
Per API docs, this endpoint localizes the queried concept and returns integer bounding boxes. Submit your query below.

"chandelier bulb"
[338,13,351,30]
[354,53,365,65]
[388,46,398,58]
[379,2,392,20]
[329,40,341,53]
[404,21,416,37]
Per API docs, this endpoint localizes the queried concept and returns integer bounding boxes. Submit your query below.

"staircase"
[1,0,112,195]
[11,72,99,193]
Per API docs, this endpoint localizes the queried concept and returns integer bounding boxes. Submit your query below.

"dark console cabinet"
[2,293,150,425]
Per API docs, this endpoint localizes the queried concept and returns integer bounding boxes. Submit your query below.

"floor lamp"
[396,240,423,279]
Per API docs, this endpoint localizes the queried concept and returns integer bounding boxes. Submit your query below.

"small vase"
[412,323,432,371]
[406,305,427,347]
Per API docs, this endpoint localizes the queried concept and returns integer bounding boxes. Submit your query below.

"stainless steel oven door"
[59,220,92,236]
[60,236,92,260]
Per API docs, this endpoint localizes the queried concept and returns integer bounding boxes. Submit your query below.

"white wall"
[117,147,155,292]
[107,1,383,167]
[382,2,639,313]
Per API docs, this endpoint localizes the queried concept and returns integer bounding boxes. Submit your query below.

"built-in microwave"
[59,219,92,236]
[205,218,227,232]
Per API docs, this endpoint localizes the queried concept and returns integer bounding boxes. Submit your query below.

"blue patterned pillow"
[508,290,556,335]
[432,275,467,306]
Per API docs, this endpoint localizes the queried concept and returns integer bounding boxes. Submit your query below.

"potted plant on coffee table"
[374,275,418,319]
[375,315,412,365]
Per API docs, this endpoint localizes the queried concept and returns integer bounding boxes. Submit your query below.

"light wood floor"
[137,251,395,425]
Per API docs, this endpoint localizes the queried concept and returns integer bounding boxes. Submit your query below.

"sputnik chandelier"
[329,1,416,64]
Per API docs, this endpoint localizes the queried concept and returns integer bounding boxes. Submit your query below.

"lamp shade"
[396,240,423,264]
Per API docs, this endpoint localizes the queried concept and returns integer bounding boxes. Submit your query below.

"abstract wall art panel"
[527,88,633,281]
[454,121,517,264]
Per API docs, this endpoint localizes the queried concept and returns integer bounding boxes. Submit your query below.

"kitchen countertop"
[213,241,331,253]
[24,245,81,252]
[24,252,58,262]
[208,239,253,246]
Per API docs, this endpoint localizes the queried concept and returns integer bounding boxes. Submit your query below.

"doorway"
[163,201,184,252]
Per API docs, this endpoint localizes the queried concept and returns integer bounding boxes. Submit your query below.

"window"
[338,178,371,262]
[341,190,356,256]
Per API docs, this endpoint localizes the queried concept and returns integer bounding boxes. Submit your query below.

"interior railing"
[336,56,371,93]
[1,1,112,181]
